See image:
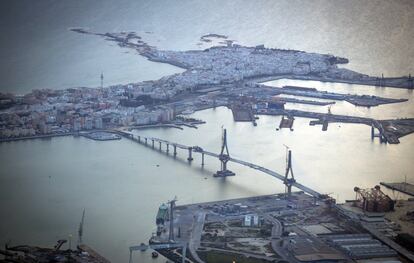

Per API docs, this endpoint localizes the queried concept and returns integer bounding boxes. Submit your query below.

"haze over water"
[1,0,414,93]
[0,1,414,263]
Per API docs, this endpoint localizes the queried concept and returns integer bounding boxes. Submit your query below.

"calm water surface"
[1,96,413,262]
[1,0,414,93]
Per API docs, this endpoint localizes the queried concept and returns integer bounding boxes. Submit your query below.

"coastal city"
[1,2,414,263]
[1,30,414,144]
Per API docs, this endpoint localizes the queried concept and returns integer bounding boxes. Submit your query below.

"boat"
[181,108,195,115]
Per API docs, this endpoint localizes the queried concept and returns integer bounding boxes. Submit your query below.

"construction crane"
[78,209,86,246]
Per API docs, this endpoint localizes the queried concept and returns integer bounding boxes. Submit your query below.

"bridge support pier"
[187,147,193,162]
[201,153,205,166]
[159,141,162,151]
[152,139,154,148]
[173,145,177,156]
[166,144,169,153]
[371,124,386,144]
[371,125,375,140]
[145,138,147,145]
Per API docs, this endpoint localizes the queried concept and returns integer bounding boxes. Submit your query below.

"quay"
[277,97,336,106]
[81,131,121,141]
[259,84,408,107]
[129,123,184,130]
[258,109,414,144]
[0,132,74,143]
[253,74,414,90]
[231,104,255,122]
[380,182,414,197]
[132,191,413,263]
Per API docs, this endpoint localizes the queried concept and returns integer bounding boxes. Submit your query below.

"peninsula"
[0,29,413,144]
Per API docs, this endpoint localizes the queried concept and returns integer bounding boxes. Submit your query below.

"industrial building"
[325,234,398,259]
[243,214,260,227]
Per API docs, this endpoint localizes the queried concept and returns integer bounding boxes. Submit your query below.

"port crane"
[129,197,188,263]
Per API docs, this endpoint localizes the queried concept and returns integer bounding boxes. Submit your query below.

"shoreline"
[1,30,413,146]
[249,74,414,90]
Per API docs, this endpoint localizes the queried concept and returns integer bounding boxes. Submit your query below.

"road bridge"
[118,131,322,198]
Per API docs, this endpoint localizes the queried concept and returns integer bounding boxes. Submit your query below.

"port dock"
[257,84,409,107]
[230,103,255,124]
[279,115,294,129]
[138,191,412,263]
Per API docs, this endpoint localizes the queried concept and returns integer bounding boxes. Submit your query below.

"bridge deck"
[120,132,321,197]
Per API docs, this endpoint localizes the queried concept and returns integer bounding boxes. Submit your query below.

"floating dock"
[279,115,294,129]
[380,182,414,197]
[231,105,254,122]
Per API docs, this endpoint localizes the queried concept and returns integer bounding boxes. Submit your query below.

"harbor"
[260,84,409,107]
[117,128,414,262]
[1,105,414,263]
[133,188,414,263]
[1,3,414,263]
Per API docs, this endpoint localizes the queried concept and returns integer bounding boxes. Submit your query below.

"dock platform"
[279,115,294,129]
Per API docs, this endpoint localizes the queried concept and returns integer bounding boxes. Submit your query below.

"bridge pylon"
[284,150,296,198]
[214,129,235,177]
